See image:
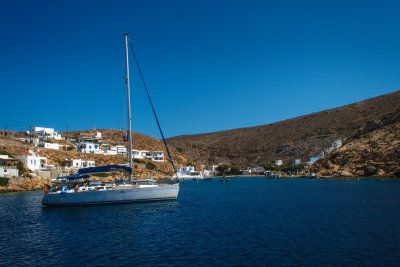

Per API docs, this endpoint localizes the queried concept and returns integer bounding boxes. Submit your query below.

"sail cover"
[77,165,132,175]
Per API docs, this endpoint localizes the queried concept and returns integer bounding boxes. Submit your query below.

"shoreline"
[1,175,399,194]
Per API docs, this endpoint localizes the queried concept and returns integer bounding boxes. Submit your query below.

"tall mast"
[124,33,133,183]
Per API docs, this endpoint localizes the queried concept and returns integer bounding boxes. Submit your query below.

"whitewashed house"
[132,150,164,162]
[204,169,218,177]
[104,147,118,155]
[176,166,203,179]
[79,137,103,154]
[44,143,60,150]
[16,155,48,171]
[105,145,127,155]
[242,167,252,175]
[65,159,95,169]
[150,151,164,162]
[0,155,19,177]
[31,127,63,140]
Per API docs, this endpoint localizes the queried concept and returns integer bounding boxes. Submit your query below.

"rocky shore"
[0,175,51,193]
[0,168,174,193]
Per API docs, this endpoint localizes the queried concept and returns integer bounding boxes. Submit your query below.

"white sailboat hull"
[42,184,179,206]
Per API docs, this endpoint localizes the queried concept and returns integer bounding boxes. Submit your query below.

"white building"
[15,155,48,171]
[204,169,218,177]
[79,137,103,154]
[242,167,252,175]
[105,145,127,155]
[177,166,203,179]
[275,160,283,166]
[65,159,95,169]
[44,143,60,150]
[132,150,164,162]
[31,127,62,140]
[0,155,19,177]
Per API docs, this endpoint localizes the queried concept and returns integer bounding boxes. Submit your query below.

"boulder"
[356,170,365,177]
[364,165,377,176]
[339,170,353,177]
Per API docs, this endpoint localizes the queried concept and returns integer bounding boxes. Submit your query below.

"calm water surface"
[0,177,400,266]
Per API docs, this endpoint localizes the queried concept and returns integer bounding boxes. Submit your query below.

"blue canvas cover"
[56,174,91,180]
[77,165,132,175]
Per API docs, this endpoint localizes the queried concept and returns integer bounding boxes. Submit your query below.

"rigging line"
[128,37,178,179]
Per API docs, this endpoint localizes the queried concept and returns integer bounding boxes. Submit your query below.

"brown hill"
[167,90,400,170]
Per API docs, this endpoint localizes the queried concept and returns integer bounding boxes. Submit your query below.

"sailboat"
[42,33,180,206]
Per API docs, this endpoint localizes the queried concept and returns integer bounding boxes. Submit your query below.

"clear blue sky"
[1,0,399,138]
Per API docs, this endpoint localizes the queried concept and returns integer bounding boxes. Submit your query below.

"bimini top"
[77,164,132,175]
[56,174,90,180]
[56,165,132,180]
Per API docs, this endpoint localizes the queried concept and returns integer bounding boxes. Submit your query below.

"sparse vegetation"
[53,159,66,166]
[16,161,25,174]
[229,166,240,175]
[216,164,230,176]
[0,150,14,158]
[133,158,145,163]
[146,162,157,170]
[93,173,109,178]
[0,177,9,186]
[258,162,278,171]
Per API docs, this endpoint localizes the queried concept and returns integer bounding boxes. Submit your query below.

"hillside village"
[1,91,400,192]
[0,126,330,191]
[0,126,342,191]
[0,127,187,192]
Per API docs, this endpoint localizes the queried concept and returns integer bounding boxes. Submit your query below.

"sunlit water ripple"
[0,177,399,266]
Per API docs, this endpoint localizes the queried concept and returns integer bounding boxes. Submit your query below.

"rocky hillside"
[67,129,166,150]
[167,91,400,173]
[0,129,190,186]
[311,121,400,177]
[65,129,189,167]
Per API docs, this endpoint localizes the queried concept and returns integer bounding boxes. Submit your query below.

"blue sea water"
[0,177,400,266]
